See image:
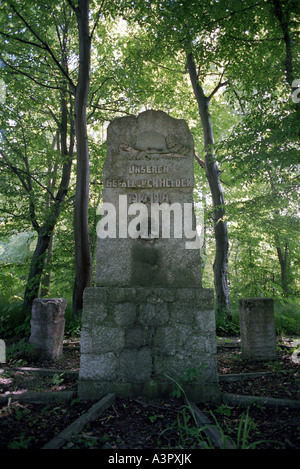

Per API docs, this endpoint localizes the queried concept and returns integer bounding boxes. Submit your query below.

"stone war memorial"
[78,110,220,404]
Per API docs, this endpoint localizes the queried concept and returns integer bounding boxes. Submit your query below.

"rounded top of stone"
[135,131,167,153]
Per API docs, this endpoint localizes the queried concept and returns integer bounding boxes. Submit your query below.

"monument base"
[78,287,220,404]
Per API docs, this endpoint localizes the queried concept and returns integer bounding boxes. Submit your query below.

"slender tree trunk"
[23,159,73,315]
[40,134,59,297]
[23,227,54,316]
[186,52,231,317]
[267,169,291,298]
[22,96,74,317]
[72,0,93,316]
[40,233,54,297]
[276,241,290,298]
[272,0,300,135]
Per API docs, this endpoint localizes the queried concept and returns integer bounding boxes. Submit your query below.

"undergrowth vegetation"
[1,295,299,342]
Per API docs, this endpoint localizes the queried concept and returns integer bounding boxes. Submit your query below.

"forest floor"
[0,335,299,451]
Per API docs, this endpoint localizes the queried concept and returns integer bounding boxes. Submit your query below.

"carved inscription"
[104,129,193,205]
[129,165,169,174]
[105,177,193,188]
[105,162,192,204]
[128,192,169,203]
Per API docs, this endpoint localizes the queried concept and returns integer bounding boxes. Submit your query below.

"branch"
[91,0,106,39]
[1,58,67,92]
[87,104,135,119]
[66,0,77,13]
[215,2,263,24]
[156,62,187,74]
[89,76,115,103]
[0,149,40,231]
[1,159,56,201]
[226,34,283,43]
[8,1,76,92]
[207,79,230,103]
[0,30,45,49]
[87,76,117,120]
[0,208,25,218]
[1,130,56,202]
[194,150,206,169]
[231,88,245,115]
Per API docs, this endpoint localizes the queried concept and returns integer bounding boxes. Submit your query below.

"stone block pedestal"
[78,287,220,404]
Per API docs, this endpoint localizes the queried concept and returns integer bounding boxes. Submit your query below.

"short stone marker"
[239,298,277,361]
[0,339,5,363]
[78,110,220,404]
[29,298,67,360]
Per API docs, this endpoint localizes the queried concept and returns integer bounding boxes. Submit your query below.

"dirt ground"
[0,336,299,450]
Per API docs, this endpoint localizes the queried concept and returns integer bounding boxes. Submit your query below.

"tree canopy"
[0,0,299,332]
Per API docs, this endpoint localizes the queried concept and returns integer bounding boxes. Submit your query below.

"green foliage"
[51,373,65,388]
[0,0,299,320]
[64,306,82,338]
[0,298,29,337]
[164,375,270,449]
[169,366,206,399]
[209,408,269,450]
[13,406,31,423]
[215,404,232,418]
[158,403,215,449]
[274,300,300,335]
[215,308,240,336]
[6,338,34,365]
[7,435,34,449]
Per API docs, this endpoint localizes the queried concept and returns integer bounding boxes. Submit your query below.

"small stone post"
[29,298,67,360]
[0,339,6,363]
[239,298,277,361]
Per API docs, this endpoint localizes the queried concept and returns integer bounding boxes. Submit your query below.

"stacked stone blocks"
[78,286,219,403]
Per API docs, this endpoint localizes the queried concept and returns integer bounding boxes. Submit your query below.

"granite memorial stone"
[78,110,220,403]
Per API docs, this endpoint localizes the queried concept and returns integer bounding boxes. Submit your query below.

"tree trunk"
[186,52,231,317]
[276,241,290,298]
[23,96,74,317]
[272,0,300,135]
[23,155,73,316]
[40,134,59,297]
[72,0,93,316]
[40,232,54,297]
[23,227,54,316]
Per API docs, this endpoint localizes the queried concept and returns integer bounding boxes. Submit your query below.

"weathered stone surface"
[153,327,177,356]
[239,298,277,361]
[87,326,125,354]
[0,340,5,364]
[80,353,117,380]
[95,110,202,288]
[78,286,220,403]
[195,310,217,332]
[125,326,153,348]
[138,302,169,327]
[169,303,196,325]
[82,288,108,323]
[78,111,220,403]
[113,303,137,326]
[29,298,66,360]
[119,347,152,382]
